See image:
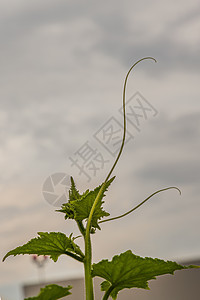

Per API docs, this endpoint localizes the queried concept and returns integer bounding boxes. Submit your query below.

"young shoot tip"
[168,186,181,196]
[175,187,181,196]
[141,57,157,64]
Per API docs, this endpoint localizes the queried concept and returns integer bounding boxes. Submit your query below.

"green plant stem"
[99,186,181,224]
[102,285,114,300]
[84,183,107,300]
[84,232,94,300]
[84,57,156,300]
[77,220,86,237]
[105,57,156,183]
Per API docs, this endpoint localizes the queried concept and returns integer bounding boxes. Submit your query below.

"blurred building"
[23,259,200,300]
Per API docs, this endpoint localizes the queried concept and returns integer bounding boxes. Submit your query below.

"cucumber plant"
[3,57,199,300]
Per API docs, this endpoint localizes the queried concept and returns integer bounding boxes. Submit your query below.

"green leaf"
[59,177,115,230]
[3,232,84,262]
[69,176,81,201]
[92,250,198,299]
[24,284,72,300]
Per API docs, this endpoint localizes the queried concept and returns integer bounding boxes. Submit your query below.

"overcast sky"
[0,0,200,299]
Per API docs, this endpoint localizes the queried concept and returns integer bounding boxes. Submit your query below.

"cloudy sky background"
[0,0,200,299]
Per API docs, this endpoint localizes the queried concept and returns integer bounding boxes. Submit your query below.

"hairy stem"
[84,233,94,300]
[99,187,181,224]
[84,183,107,300]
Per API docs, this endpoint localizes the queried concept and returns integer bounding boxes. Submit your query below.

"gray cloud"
[1,0,200,79]
[138,160,200,185]
[135,112,200,185]
[0,0,200,294]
